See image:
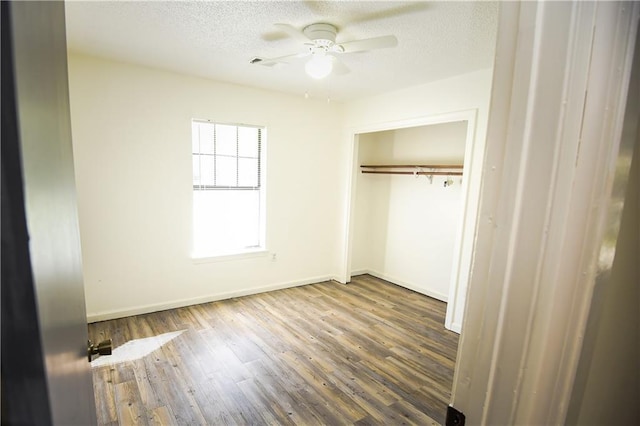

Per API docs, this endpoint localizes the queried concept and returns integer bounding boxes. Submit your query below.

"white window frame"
[191,119,266,260]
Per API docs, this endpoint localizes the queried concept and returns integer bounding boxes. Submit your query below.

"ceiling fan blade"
[273,23,311,43]
[337,35,398,53]
[347,3,430,25]
[253,51,310,67]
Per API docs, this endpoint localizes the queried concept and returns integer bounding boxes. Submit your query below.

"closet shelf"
[360,164,463,176]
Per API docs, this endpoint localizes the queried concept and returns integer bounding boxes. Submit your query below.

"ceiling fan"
[251,23,398,79]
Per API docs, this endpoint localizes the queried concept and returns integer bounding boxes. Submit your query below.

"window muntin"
[192,121,261,190]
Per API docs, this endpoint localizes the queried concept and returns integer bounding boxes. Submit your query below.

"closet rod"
[362,170,463,176]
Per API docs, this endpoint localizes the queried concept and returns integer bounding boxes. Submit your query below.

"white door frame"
[340,108,479,332]
[451,1,639,424]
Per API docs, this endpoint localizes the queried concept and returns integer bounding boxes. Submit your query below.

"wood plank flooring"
[88,274,459,425]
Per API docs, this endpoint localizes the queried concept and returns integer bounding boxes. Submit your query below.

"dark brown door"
[2,1,97,424]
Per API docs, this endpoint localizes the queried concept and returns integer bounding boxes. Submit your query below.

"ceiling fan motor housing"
[303,23,337,46]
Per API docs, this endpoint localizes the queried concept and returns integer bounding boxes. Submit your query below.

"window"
[191,120,265,257]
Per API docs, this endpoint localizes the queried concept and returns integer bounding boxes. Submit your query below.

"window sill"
[191,247,268,264]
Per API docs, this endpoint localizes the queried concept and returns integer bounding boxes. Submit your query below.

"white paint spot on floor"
[91,330,185,367]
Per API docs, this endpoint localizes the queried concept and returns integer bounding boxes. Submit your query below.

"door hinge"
[445,405,466,426]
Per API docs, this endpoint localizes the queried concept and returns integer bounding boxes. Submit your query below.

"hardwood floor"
[89,275,459,425]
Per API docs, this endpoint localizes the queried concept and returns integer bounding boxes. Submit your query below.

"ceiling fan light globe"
[305,55,333,79]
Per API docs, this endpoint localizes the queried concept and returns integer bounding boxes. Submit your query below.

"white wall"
[340,68,494,331]
[68,54,493,324]
[352,123,467,301]
[67,54,344,321]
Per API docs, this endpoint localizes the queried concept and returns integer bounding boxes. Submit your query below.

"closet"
[351,121,467,304]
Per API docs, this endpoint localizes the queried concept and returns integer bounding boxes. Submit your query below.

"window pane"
[192,122,200,153]
[216,156,236,186]
[197,123,215,154]
[192,155,201,186]
[238,127,259,158]
[216,124,236,156]
[238,158,259,187]
[193,190,261,254]
[200,155,215,186]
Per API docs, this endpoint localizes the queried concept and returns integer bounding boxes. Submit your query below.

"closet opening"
[342,110,481,335]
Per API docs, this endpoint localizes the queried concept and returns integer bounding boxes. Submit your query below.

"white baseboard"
[87,274,336,323]
[350,269,369,277]
[446,320,462,334]
[350,269,449,303]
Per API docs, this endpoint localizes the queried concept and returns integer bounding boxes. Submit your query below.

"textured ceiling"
[65,1,498,102]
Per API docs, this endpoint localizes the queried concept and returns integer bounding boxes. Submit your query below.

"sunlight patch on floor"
[91,330,185,367]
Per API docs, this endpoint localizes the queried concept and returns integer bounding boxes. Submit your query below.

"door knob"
[87,339,112,362]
